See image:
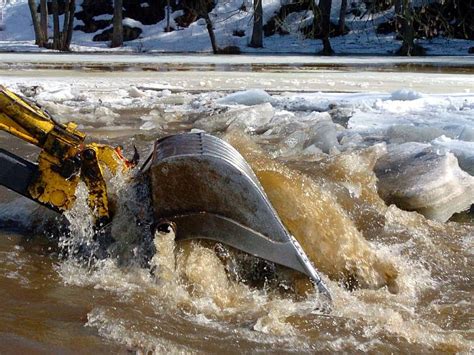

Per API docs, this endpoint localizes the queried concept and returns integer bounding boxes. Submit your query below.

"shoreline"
[0,52,473,74]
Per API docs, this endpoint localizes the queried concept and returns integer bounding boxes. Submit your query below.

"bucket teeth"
[142,133,331,300]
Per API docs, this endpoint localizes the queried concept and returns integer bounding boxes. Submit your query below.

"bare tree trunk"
[51,0,59,49]
[203,12,218,54]
[61,0,70,47]
[39,0,48,44]
[28,0,45,46]
[183,0,218,53]
[394,0,402,25]
[111,0,123,48]
[311,0,333,55]
[165,0,171,32]
[319,0,333,55]
[401,0,415,53]
[396,0,423,55]
[338,0,347,35]
[63,0,75,50]
[249,0,263,48]
[51,0,74,51]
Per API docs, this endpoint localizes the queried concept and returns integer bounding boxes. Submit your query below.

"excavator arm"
[0,85,332,301]
[0,85,130,227]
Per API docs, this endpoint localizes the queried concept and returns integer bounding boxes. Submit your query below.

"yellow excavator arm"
[0,86,333,300]
[0,85,133,227]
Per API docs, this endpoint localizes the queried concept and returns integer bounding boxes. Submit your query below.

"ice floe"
[196,103,275,133]
[217,89,274,106]
[375,143,474,222]
[431,136,474,175]
[390,89,424,101]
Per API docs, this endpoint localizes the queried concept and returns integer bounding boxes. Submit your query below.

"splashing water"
[225,130,399,292]
[40,129,471,353]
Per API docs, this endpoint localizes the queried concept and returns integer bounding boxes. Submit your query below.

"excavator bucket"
[141,133,331,300]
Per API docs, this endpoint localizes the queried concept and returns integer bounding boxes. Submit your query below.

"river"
[0,54,472,353]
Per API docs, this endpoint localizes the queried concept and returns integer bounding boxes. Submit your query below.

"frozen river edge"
[1,54,473,95]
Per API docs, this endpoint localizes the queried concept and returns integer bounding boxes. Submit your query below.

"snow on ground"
[0,0,472,55]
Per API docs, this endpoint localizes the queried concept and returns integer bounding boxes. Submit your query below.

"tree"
[27,0,46,47]
[249,0,263,48]
[319,0,334,55]
[182,0,218,54]
[28,0,75,50]
[111,0,123,48]
[310,0,334,55]
[63,0,76,49]
[338,0,347,35]
[395,0,424,55]
[165,0,172,32]
[203,10,218,54]
[40,0,48,43]
[51,0,76,51]
[51,0,59,47]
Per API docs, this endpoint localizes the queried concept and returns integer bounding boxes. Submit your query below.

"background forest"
[0,0,473,55]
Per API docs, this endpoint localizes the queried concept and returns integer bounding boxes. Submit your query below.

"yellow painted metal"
[0,114,40,145]
[0,85,130,225]
[28,152,80,210]
[81,146,111,223]
[93,144,128,174]
[0,86,54,143]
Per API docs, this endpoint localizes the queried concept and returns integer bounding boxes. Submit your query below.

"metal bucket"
[141,133,331,300]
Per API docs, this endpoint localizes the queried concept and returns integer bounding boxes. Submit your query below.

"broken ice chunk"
[36,87,75,102]
[274,94,331,112]
[459,126,474,142]
[390,89,424,101]
[339,132,364,150]
[306,120,341,154]
[159,94,189,105]
[279,130,308,157]
[95,106,119,126]
[432,136,474,175]
[375,143,474,222]
[195,103,274,133]
[128,86,145,98]
[328,106,353,128]
[140,121,156,131]
[387,125,447,144]
[230,103,275,132]
[216,89,273,106]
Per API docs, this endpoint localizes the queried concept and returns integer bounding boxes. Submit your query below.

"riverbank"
[0,1,472,56]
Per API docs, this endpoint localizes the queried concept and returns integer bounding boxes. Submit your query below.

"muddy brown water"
[0,61,473,353]
[1,127,472,353]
